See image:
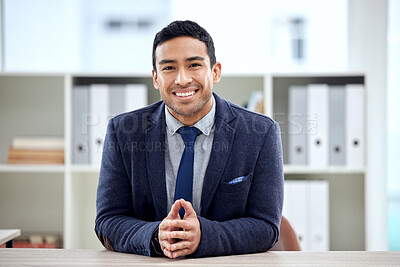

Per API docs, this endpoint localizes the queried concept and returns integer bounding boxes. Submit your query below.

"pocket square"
[227,176,246,185]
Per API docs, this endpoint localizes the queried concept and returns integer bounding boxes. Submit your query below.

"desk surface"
[0,249,399,266]
[0,229,20,246]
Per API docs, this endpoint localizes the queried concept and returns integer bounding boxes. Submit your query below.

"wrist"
[150,227,163,256]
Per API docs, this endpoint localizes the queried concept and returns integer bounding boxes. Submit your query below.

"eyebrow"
[158,59,176,65]
[186,56,205,62]
[158,56,205,65]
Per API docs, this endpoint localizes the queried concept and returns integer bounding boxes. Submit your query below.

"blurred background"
[0,0,398,251]
[2,0,349,73]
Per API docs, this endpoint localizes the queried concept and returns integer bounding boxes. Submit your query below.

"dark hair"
[152,20,216,72]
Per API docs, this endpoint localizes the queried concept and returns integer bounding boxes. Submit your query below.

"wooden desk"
[0,229,20,248]
[0,249,399,266]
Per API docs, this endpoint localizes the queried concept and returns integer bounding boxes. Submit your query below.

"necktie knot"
[178,127,200,149]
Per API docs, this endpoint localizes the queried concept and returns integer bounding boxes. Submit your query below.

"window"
[387,0,400,251]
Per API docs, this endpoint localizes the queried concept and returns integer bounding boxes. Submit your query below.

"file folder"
[345,84,364,168]
[125,84,148,112]
[307,84,329,168]
[329,86,346,165]
[109,85,125,117]
[283,181,308,250]
[288,85,307,165]
[89,84,109,167]
[309,180,329,251]
[284,180,330,251]
[72,86,90,164]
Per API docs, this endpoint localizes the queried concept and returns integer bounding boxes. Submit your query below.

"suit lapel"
[200,94,236,217]
[146,102,168,219]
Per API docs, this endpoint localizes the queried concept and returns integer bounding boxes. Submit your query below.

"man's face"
[152,36,221,125]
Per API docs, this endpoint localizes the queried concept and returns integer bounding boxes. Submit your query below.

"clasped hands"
[158,199,201,258]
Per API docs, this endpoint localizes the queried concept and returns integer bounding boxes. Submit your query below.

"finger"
[160,239,169,250]
[159,230,171,240]
[179,199,196,218]
[163,248,173,258]
[171,248,191,258]
[160,239,174,251]
[170,240,191,251]
[169,230,192,240]
[159,219,173,231]
[170,219,192,230]
[159,229,180,244]
[168,200,182,219]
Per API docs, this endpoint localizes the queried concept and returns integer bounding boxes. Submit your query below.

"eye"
[189,63,201,68]
[162,66,174,71]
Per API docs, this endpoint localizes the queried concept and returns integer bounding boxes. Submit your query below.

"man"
[95,20,284,258]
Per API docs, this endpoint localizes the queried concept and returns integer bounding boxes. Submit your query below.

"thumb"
[179,199,196,218]
[168,200,182,219]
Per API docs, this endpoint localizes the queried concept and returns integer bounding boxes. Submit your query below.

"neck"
[168,98,213,126]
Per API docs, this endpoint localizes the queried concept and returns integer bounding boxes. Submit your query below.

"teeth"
[176,91,195,97]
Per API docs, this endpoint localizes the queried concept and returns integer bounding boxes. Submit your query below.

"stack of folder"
[283,180,329,251]
[287,83,364,168]
[7,137,64,164]
[72,83,147,166]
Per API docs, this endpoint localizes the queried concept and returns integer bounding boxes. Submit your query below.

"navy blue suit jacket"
[95,93,284,257]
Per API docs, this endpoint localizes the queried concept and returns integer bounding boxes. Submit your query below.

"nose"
[175,68,192,86]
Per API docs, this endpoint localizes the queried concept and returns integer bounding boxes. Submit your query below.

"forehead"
[155,36,209,62]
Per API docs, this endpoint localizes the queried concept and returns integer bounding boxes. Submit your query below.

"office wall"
[171,0,348,73]
[348,0,388,251]
[2,0,170,73]
[3,0,81,71]
[3,0,348,73]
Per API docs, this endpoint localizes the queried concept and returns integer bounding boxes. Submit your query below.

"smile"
[174,90,197,97]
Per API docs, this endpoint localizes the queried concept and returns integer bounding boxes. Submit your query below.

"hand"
[158,200,181,258]
[158,199,201,258]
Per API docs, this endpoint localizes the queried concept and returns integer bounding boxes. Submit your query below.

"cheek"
[159,76,174,90]
[205,75,214,88]
[197,72,213,88]
[155,78,166,91]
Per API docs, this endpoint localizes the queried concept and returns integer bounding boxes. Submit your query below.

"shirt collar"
[165,95,216,136]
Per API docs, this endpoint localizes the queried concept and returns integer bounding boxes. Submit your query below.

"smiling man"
[153,36,217,126]
[95,20,284,258]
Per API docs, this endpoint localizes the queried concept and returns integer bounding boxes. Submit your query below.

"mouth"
[173,89,199,99]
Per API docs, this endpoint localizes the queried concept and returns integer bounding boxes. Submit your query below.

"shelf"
[0,164,65,173]
[70,165,100,173]
[270,72,366,78]
[0,72,370,251]
[284,165,365,175]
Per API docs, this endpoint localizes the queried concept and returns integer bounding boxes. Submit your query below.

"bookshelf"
[0,165,65,173]
[266,73,367,250]
[0,72,368,251]
[283,165,365,175]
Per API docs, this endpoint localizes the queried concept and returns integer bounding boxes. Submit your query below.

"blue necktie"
[174,126,200,218]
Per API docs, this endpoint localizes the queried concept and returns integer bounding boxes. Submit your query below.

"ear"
[152,69,160,90]
[212,62,222,84]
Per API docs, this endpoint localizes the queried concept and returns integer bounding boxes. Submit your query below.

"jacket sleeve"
[191,121,284,257]
[94,118,159,256]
